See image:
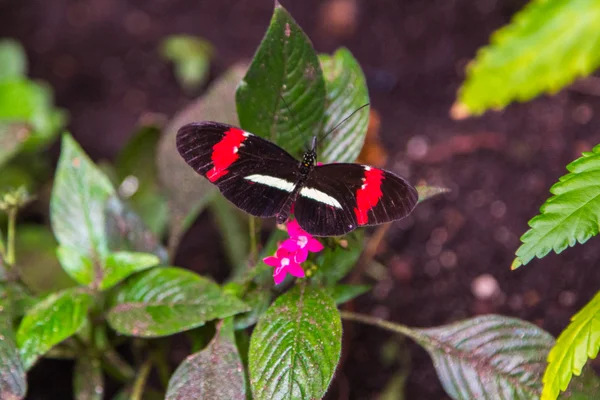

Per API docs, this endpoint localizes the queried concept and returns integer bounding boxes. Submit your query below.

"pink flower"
[263,247,305,285]
[280,220,324,262]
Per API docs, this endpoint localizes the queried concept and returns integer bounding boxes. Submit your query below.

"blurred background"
[2,0,600,398]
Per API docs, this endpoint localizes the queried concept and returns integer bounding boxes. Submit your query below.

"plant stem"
[249,216,257,264]
[131,358,153,400]
[340,311,421,342]
[6,209,16,266]
[101,349,135,382]
[0,228,6,263]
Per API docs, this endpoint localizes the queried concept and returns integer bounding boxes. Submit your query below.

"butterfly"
[176,121,418,236]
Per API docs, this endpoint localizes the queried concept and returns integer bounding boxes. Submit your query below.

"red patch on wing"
[354,167,384,225]
[206,128,247,182]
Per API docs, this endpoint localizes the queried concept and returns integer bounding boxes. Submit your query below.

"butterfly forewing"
[177,122,299,217]
[295,163,418,236]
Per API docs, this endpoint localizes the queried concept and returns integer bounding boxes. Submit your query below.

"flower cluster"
[263,219,324,284]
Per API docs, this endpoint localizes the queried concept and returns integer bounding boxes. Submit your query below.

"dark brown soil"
[3,0,600,399]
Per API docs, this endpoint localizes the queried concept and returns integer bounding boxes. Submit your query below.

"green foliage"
[542,291,600,400]
[414,315,554,399]
[319,48,369,163]
[0,39,26,81]
[328,284,370,305]
[249,285,341,399]
[455,0,600,116]
[210,196,248,277]
[116,125,168,237]
[166,318,246,399]
[513,145,600,268]
[73,356,103,400]
[160,34,214,91]
[0,284,27,398]
[100,251,159,290]
[312,231,364,285]
[236,2,325,158]
[17,288,93,370]
[107,267,249,337]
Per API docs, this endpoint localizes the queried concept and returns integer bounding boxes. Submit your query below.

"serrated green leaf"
[249,285,341,399]
[51,134,114,285]
[160,35,214,92]
[456,0,600,116]
[413,315,554,399]
[107,267,249,337]
[99,251,159,291]
[166,318,245,400]
[328,284,370,305]
[158,63,246,256]
[236,2,325,158]
[514,145,600,268]
[74,355,103,400]
[312,231,364,285]
[319,48,369,163]
[116,125,168,237]
[0,284,27,399]
[0,39,26,81]
[17,288,93,370]
[542,291,600,400]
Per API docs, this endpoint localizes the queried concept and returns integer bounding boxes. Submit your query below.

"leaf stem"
[340,311,423,343]
[249,216,257,264]
[131,357,153,400]
[6,209,16,267]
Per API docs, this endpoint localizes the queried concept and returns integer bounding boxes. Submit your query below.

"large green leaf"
[160,35,214,92]
[0,284,26,399]
[318,48,369,163]
[236,2,325,158]
[157,63,246,255]
[414,315,554,399]
[115,125,168,237]
[99,251,159,290]
[0,39,26,81]
[166,318,245,399]
[107,267,249,337]
[17,288,93,370]
[73,355,103,400]
[542,291,600,400]
[455,0,600,116]
[249,285,341,399]
[513,145,600,268]
[51,134,114,285]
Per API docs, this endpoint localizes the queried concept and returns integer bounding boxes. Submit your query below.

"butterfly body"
[176,121,417,236]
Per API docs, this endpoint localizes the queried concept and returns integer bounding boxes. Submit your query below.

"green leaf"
[312,231,364,285]
[210,196,248,277]
[160,35,214,91]
[513,145,600,268]
[249,285,341,399]
[0,39,26,81]
[51,134,114,285]
[17,288,93,370]
[115,125,168,237]
[157,63,246,255]
[0,284,27,399]
[107,267,249,337]
[560,367,600,399]
[319,48,369,163]
[0,123,30,168]
[16,224,75,293]
[56,245,94,286]
[413,315,554,399]
[328,284,370,305]
[542,291,600,400]
[99,251,159,291]
[104,196,168,263]
[455,0,600,117]
[417,185,450,204]
[166,318,246,399]
[74,356,104,400]
[236,2,325,158]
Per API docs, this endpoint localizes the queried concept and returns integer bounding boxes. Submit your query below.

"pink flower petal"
[286,262,305,278]
[293,248,308,263]
[273,268,287,285]
[307,238,324,252]
[286,219,303,237]
[263,256,279,267]
[281,238,301,252]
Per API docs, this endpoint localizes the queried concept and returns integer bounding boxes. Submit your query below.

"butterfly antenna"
[322,102,370,142]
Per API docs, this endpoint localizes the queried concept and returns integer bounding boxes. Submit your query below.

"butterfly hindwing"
[177,122,299,217]
[295,163,418,236]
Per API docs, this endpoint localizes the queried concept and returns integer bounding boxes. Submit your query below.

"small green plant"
[2,1,600,400]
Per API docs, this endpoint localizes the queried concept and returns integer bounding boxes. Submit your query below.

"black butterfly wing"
[176,122,300,217]
[295,163,418,236]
